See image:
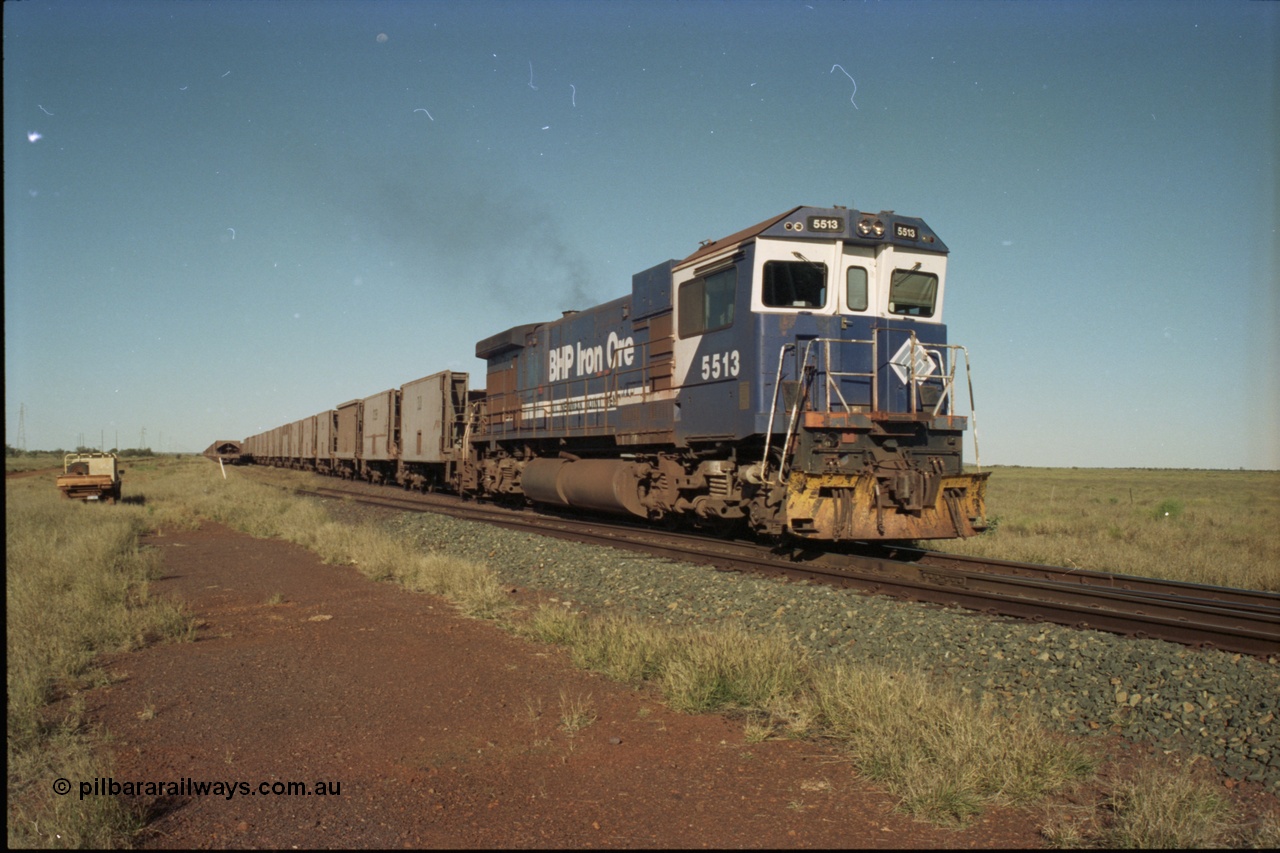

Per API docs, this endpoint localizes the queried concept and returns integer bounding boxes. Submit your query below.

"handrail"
[486,339,655,439]
[759,343,794,482]
[956,344,982,472]
[792,331,972,418]
[776,351,812,484]
[478,329,980,474]
[765,330,980,477]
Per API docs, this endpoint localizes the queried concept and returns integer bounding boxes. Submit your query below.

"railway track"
[294,479,1280,658]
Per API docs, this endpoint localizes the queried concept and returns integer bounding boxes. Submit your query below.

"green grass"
[944,467,1280,591]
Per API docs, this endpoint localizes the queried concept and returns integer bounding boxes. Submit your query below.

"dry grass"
[1040,762,1248,848]
[557,691,597,736]
[522,605,1093,826]
[525,606,674,682]
[126,460,511,619]
[1100,763,1236,848]
[522,608,806,714]
[5,452,64,473]
[660,622,807,714]
[943,467,1280,591]
[6,457,506,848]
[6,477,193,848]
[519,605,1264,844]
[808,664,1095,824]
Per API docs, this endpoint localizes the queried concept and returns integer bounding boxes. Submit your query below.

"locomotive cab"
[668,206,988,540]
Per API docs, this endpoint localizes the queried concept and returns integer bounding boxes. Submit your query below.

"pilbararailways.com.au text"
[55,777,341,801]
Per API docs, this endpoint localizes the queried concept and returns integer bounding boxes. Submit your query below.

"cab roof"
[677,205,947,270]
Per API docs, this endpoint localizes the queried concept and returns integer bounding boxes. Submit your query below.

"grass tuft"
[661,623,807,713]
[557,691,597,736]
[1101,764,1236,848]
[808,664,1095,823]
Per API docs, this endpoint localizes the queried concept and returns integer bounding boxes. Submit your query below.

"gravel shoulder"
[375,505,1280,795]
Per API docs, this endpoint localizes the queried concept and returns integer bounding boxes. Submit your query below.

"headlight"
[856,218,886,238]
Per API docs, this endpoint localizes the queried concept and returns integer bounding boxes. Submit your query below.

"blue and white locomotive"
[469,205,989,541]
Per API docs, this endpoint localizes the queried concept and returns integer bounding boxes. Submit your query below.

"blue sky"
[5,0,1277,468]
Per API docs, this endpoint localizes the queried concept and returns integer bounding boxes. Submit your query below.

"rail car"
[202,440,245,464]
[239,205,988,542]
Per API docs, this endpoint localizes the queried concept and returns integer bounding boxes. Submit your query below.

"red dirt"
[6,467,60,479]
[82,522,1056,848]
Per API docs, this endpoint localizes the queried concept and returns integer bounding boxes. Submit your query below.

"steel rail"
[292,481,1280,658]
[889,547,1280,610]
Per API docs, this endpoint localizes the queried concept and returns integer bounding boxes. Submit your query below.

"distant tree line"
[5,444,156,458]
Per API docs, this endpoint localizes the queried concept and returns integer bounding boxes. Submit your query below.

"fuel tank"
[520,458,649,519]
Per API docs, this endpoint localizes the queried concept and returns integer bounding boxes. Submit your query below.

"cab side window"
[846,266,868,312]
[678,267,736,338]
[763,260,827,309]
[888,268,937,317]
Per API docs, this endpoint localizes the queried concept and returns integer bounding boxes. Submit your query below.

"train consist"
[239,205,988,542]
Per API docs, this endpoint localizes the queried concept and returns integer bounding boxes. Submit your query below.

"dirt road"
[83,523,1043,848]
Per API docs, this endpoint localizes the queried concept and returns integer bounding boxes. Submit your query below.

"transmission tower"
[18,404,27,451]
